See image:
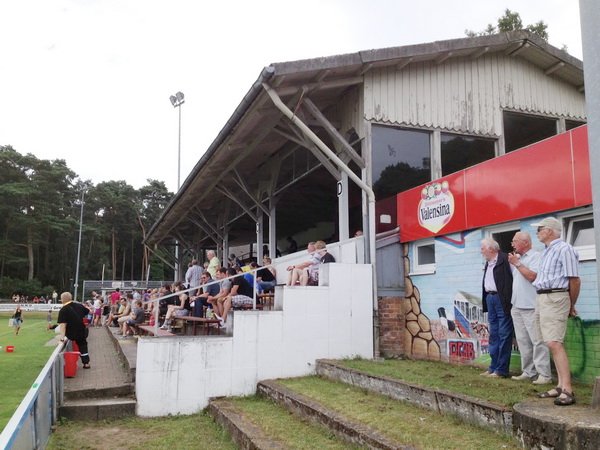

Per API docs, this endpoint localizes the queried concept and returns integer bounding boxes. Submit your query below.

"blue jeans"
[487,293,514,376]
[258,280,276,292]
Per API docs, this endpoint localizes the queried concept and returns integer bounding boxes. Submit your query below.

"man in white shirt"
[507,231,551,385]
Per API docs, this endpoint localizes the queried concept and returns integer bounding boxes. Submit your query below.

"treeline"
[0,145,174,298]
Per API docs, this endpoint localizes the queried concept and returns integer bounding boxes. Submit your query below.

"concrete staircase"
[208,359,600,449]
[58,327,136,421]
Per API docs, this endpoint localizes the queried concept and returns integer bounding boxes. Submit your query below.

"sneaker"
[480,371,493,377]
[167,328,173,333]
[511,373,531,381]
[214,313,222,321]
[532,375,552,385]
[159,324,167,330]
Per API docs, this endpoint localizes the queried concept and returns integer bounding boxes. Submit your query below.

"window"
[563,213,595,261]
[441,133,496,176]
[412,238,436,274]
[565,120,586,131]
[486,222,520,254]
[371,125,431,199]
[503,112,558,153]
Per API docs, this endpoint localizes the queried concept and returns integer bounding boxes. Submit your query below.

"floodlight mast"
[170,91,184,281]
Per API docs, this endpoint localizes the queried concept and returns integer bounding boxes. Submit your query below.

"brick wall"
[378,296,405,357]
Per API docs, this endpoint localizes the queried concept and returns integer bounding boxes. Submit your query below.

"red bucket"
[6,346,14,353]
[64,352,79,377]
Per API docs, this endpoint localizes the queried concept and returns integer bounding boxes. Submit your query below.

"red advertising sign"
[397,127,590,242]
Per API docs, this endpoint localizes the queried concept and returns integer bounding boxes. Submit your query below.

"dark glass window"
[441,134,496,176]
[566,120,586,131]
[417,244,435,265]
[371,125,430,198]
[503,112,557,152]
[492,229,517,254]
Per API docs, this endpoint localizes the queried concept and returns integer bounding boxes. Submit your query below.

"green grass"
[278,376,519,449]
[0,311,57,432]
[47,412,235,450]
[228,395,361,449]
[338,357,594,406]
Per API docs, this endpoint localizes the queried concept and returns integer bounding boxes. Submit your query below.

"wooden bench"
[136,324,175,337]
[175,316,222,336]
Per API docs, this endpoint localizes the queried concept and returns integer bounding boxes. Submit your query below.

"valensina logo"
[418,181,454,233]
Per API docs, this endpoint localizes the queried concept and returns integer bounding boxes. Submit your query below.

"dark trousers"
[487,293,513,376]
[75,338,90,365]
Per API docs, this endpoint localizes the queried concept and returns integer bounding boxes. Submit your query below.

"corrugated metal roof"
[145,30,584,247]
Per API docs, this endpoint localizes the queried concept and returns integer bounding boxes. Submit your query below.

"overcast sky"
[0,0,583,193]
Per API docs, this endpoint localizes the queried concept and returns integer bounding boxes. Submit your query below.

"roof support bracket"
[217,185,259,222]
[303,98,365,169]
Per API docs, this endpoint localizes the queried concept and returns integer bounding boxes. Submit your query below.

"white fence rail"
[0,343,65,449]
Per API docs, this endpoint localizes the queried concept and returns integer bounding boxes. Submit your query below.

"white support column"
[257,215,264,262]
[222,233,229,267]
[338,171,350,241]
[269,199,277,259]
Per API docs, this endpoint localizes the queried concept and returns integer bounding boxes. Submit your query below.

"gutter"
[262,82,381,358]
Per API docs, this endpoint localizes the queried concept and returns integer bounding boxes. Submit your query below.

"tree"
[465,9,549,42]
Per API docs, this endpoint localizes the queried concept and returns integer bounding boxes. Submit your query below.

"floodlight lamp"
[176,91,184,102]
[169,95,177,106]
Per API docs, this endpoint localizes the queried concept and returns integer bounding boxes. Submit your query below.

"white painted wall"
[136,263,373,417]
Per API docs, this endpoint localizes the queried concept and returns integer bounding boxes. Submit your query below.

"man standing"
[206,250,220,278]
[531,217,580,406]
[185,260,204,294]
[57,292,91,369]
[480,238,513,378]
[507,232,552,385]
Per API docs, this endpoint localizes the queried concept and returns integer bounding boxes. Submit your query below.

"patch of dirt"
[50,424,162,449]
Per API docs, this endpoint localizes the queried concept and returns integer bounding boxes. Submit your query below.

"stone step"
[316,358,512,433]
[59,397,136,422]
[64,383,134,401]
[256,380,408,449]
[207,399,289,449]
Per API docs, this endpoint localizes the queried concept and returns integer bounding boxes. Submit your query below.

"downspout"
[262,83,380,358]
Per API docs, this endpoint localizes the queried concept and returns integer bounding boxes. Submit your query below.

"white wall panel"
[136,263,374,417]
[364,54,586,137]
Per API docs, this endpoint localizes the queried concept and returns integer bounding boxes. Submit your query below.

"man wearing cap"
[531,217,580,406]
[480,238,513,378]
[507,232,552,385]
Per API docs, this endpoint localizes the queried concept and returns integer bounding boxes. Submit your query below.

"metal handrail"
[0,342,66,449]
[142,265,274,334]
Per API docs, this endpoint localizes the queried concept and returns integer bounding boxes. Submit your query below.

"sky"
[0,1,584,193]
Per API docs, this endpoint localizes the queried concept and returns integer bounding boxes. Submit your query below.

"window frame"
[559,211,596,261]
[411,238,436,275]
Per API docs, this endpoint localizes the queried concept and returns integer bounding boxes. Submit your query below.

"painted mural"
[404,226,600,384]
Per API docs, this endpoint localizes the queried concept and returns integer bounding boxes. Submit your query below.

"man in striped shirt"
[531,217,580,406]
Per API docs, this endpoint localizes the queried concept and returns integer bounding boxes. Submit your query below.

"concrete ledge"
[513,399,600,449]
[64,384,133,401]
[257,380,411,449]
[316,359,511,433]
[106,326,137,382]
[59,397,136,421]
[207,399,284,449]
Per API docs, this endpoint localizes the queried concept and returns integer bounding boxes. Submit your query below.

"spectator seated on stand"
[257,256,276,292]
[192,272,220,317]
[286,242,318,286]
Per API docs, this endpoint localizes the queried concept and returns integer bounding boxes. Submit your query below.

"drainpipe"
[262,83,380,358]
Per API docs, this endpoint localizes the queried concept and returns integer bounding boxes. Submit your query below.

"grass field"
[0,311,58,432]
